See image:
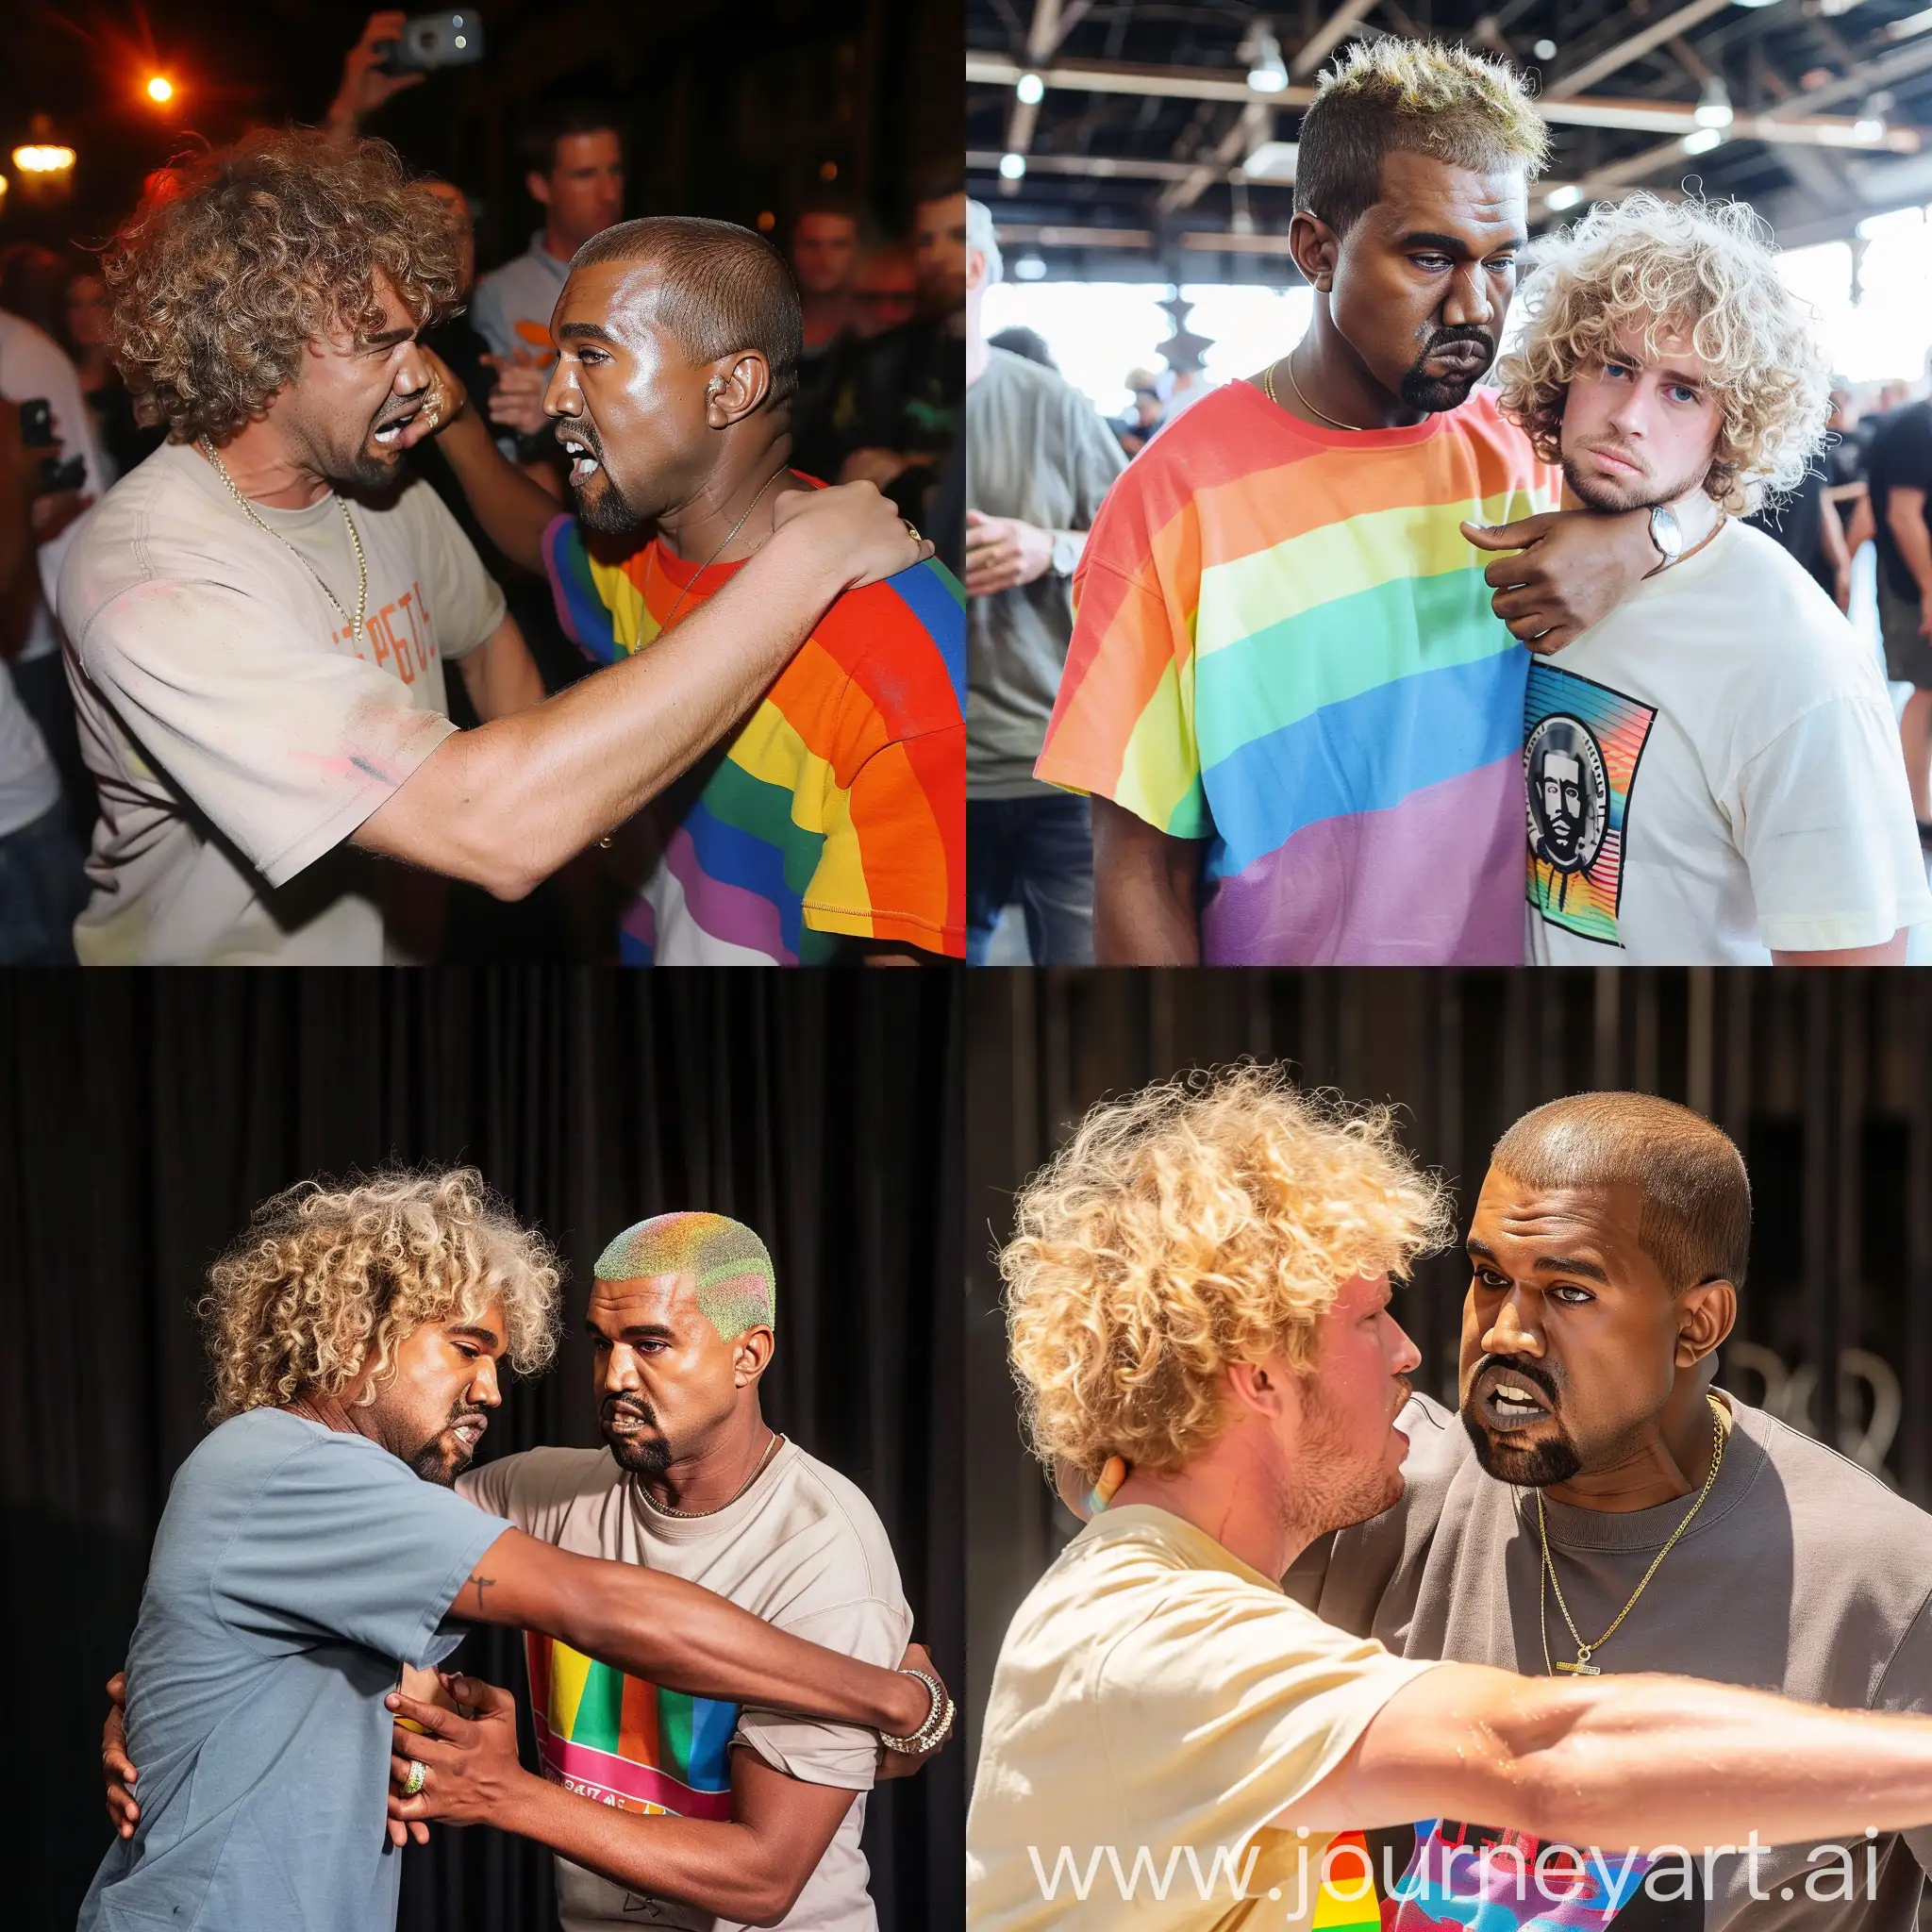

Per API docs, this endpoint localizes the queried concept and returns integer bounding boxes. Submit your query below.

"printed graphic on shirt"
[327,579,440,686]
[1385,1819,1656,1929]
[525,1631,736,1822]
[513,318,558,366]
[1524,661,1657,947]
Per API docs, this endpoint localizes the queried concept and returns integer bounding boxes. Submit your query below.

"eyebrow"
[558,321,621,346]
[363,326,416,350]
[1465,1239,1612,1286]
[584,1319,675,1341]
[448,1323,503,1349]
[1395,229,1525,256]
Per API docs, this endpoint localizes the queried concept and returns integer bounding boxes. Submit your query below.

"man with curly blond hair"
[79,1170,942,1932]
[969,1068,1932,1930]
[1493,192,1929,965]
[1035,39,1677,968]
[54,128,926,965]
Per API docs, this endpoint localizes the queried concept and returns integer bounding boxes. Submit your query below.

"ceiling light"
[1694,77,1734,128]
[1246,26,1290,93]
[1016,72,1044,105]
[1241,140,1299,181]
[1533,39,1557,59]
[1731,0,1780,10]
[12,143,75,173]
[1855,116,1887,141]
[999,151,1027,180]
[1014,253,1047,280]
[1545,184,1583,210]
[145,75,175,104]
[1681,126,1725,154]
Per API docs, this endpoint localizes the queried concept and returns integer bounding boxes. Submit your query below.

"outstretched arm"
[1463,508,1658,655]
[1294,1660,1932,1850]
[443,1528,932,1738]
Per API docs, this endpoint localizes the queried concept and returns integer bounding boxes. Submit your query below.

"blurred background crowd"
[964,0,1932,963]
[0,0,962,962]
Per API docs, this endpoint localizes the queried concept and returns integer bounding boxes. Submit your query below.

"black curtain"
[2,970,963,1932]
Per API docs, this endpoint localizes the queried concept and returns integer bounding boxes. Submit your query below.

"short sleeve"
[1034,554,1208,839]
[1874,1597,1932,1877]
[76,577,458,887]
[734,1593,908,1792]
[1734,694,1932,952]
[542,513,623,665]
[466,274,515,363]
[213,1436,511,1668]
[1895,410,1932,491]
[401,482,507,662]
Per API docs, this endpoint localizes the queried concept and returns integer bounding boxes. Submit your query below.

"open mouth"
[374,405,423,447]
[557,429,602,486]
[1474,1368,1555,1431]
[449,1415,489,1456]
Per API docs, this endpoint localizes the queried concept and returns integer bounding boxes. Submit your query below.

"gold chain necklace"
[640,1430,784,1520]
[651,463,793,635]
[1537,1391,1727,1676]
[1263,351,1366,433]
[199,438,369,649]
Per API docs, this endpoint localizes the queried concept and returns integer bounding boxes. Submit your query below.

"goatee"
[1459,1402,1584,1487]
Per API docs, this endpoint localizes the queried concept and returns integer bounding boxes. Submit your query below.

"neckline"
[1075,1501,1286,1593]
[1235,368,1452,450]
[626,1435,795,1542]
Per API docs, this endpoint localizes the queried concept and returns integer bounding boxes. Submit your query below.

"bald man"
[441,1212,917,1930]
[421,215,967,966]
[1286,1094,1932,1929]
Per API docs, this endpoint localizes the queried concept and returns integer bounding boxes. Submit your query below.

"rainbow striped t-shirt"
[1035,380,1559,963]
[543,505,966,963]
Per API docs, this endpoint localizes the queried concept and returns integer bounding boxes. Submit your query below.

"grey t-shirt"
[1288,1391,1932,1930]
[965,347,1125,799]
[78,1409,511,1932]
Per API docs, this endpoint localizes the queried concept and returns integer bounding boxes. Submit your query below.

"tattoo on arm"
[466,1574,494,1616]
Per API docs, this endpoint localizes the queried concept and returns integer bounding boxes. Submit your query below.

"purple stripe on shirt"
[664,825,798,964]
[1201,754,1527,965]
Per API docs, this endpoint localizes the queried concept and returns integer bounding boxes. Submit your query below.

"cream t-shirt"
[458,1439,911,1932]
[56,441,505,964]
[1524,519,1931,964]
[966,1505,1441,1930]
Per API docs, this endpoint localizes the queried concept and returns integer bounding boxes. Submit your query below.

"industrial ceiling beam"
[1001,0,1066,187]
[1291,0,1383,77]
[1544,0,1739,101]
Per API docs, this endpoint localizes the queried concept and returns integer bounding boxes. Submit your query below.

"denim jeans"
[0,801,86,964]
[966,793,1094,965]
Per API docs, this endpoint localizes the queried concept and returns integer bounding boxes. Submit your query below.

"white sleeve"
[75,575,458,886]
[1735,693,1932,953]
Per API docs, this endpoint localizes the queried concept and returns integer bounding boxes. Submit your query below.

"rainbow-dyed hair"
[593,1211,776,1341]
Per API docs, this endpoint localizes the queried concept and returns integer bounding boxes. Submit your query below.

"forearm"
[494,1772,808,1925]
[1091,800,1201,964]
[362,527,844,898]
[1516,1673,1932,1849]
[547,1559,926,1736]
[435,409,559,575]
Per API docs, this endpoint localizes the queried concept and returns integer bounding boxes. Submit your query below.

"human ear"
[1674,1277,1738,1365]
[1288,210,1341,294]
[705,352,772,427]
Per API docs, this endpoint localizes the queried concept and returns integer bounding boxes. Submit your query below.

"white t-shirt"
[1524,519,1932,963]
[0,659,58,840]
[57,441,505,964]
[458,1439,911,1932]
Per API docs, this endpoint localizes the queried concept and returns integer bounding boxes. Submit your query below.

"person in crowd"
[471,99,625,477]
[972,1066,1932,1931]
[787,188,866,471]
[798,169,966,529]
[964,200,1124,966]
[1500,194,1927,964]
[1111,368,1165,458]
[1747,460,1851,610]
[851,244,919,339]
[416,215,964,965]
[56,129,926,967]
[60,262,165,484]
[1864,385,1932,836]
[0,287,105,865]
[77,1169,947,1932]
[1036,41,1660,966]
[986,325,1057,370]
[322,9,432,142]
[0,399,85,962]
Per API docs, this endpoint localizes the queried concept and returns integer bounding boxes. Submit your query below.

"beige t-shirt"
[966,1505,1441,1931]
[458,1440,911,1932]
[56,441,506,964]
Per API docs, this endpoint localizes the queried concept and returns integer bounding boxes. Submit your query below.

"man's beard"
[408,1406,487,1487]
[575,471,648,537]
[1460,1354,1583,1487]
[1291,1374,1410,1540]
[1398,327,1495,413]
[601,1395,672,1475]
[1562,446,1707,515]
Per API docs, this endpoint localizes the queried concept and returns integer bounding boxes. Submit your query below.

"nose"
[1440,259,1495,330]
[470,1354,502,1407]
[1482,1293,1545,1361]
[601,1341,642,1394]
[542,359,578,420]
[393,337,432,398]
[1383,1310,1424,1378]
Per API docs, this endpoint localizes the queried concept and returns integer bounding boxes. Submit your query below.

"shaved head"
[570,216,801,408]
[1491,1093,1750,1292]
[593,1211,776,1341]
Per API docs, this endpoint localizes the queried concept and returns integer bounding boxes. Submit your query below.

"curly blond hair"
[1492,192,1830,514]
[103,127,463,446]
[1002,1065,1454,1481]
[1297,39,1549,237]
[200,1168,561,1423]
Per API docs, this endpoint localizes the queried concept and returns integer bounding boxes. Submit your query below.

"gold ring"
[901,519,923,543]
[403,1758,427,1798]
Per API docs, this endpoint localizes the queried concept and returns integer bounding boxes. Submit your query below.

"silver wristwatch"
[1050,530,1082,576]
[1647,503,1685,571]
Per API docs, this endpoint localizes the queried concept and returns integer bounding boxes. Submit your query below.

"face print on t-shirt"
[1525,661,1658,947]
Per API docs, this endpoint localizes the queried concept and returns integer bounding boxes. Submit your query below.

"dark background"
[1,0,961,268]
[2,970,963,1932]
[965,967,1932,1762]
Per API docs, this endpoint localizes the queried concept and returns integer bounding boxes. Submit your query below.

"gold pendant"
[1555,1652,1601,1676]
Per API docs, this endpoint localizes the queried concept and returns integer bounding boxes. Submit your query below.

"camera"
[375,9,486,75]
